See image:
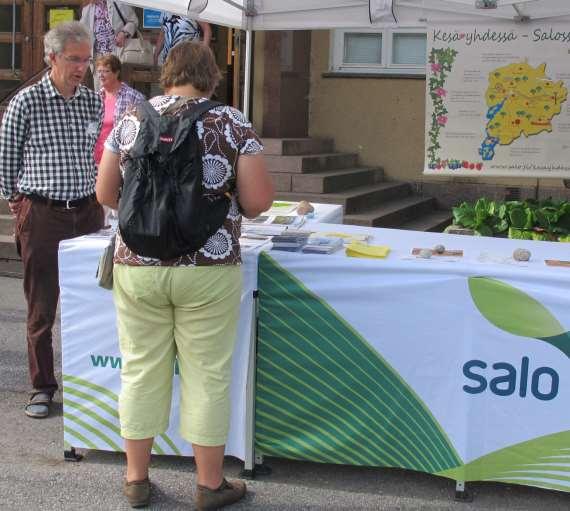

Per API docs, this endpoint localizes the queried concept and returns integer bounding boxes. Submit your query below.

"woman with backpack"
[96,41,274,509]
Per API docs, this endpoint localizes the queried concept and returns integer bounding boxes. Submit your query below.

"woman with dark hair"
[93,54,144,165]
[96,41,274,509]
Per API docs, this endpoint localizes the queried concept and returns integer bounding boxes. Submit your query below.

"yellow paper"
[345,242,390,259]
[49,8,74,29]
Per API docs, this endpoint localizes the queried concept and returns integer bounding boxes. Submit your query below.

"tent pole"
[243,29,253,119]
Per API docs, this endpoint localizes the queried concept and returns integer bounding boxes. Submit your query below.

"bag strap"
[177,99,223,125]
[113,2,145,41]
[113,2,127,26]
[164,99,222,154]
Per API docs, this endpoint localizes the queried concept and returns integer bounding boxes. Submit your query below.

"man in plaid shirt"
[0,21,104,419]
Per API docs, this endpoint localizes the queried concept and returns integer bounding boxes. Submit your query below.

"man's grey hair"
[44,21,92,65]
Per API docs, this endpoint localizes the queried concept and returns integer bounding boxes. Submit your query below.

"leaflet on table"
[301,236,344,254]
[243,214,305,228]
[241,224,289,237]
[345,242,390,259]
[317,231,372,246]
[262,201,299,216]
[270,231,312,251]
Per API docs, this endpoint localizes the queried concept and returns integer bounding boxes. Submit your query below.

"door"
[0,0,81,101]
[0,0,31,99]
[31,0,82,72]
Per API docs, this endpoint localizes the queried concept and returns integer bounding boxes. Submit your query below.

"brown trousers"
[15,196,104,395]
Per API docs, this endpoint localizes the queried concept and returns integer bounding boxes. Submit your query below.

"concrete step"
[262,138,334,156]
[276,181,412,215]
[271,167,384,194]
[266,153,359,174]
[292,167,384,194]
[343,196,438,228]
[0,214,15,236]
[0,258,23,278]
[0,233,18,259]
[398,209,453,233]
[0,199,10,214]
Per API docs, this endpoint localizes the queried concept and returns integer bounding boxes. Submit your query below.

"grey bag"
[96,235,116,290]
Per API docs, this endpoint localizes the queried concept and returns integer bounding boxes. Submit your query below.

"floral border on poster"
[427,46,483,172]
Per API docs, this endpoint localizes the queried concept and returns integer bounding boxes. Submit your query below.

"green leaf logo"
[468,277,570,357]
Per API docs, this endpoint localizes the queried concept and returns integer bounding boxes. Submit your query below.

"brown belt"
[27,193,96,210]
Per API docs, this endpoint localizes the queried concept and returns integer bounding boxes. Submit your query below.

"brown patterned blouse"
[104,95,263,267]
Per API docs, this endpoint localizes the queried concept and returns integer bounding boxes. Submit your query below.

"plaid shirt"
[98,82,145,126]
[0,73,103,201]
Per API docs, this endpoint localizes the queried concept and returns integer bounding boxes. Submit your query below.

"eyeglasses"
[61,54,94,66]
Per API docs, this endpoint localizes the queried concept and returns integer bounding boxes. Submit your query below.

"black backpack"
[118,99,230,260]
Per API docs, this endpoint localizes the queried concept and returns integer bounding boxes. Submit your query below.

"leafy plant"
[451,198,570,241]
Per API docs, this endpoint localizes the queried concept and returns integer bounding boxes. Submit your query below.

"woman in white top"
[80,0,139,89]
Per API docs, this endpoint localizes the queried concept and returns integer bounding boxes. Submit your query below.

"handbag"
[113,2,154,66]
[96,234,116,290]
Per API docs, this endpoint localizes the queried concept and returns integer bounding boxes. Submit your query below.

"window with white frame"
[331,28,427,75]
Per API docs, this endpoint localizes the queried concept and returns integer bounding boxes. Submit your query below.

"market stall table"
[256,224,570,493]
[58,203,343,461]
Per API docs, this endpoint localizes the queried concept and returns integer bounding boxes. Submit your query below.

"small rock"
[513,248,531,262]
[418,249,433,259]
[297,200,315,215]
[433,244,445,254]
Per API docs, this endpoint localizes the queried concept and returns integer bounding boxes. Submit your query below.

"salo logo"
[463,277,569,400]
[463,356,559,401]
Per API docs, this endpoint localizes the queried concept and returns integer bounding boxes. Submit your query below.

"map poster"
[425,22,570,178]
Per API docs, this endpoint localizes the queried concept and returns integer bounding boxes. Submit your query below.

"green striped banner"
[256,253,461,473]
[63,374,181,455]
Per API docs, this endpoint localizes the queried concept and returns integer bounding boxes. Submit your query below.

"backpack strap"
[166,99,222,153]
[127,100,161,158]
[178,99,222,123]
[127,99,222,157]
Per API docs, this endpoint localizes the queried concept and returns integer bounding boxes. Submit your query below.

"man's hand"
[115,31,127,48]
[8,194,23,215]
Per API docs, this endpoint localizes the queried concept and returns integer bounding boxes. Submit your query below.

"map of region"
[479,62,568,160]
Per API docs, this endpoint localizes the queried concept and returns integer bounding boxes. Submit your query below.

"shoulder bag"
[113,2,154,66]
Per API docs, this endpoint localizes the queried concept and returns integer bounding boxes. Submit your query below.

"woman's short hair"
[160,41,221,96]
[44,21,92,65]
[95,54,122,77]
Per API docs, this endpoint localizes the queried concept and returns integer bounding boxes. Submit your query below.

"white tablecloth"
[256,225,570,492]
[59,203,343,459]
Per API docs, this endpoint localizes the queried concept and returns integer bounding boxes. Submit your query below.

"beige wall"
[308,30,564,190]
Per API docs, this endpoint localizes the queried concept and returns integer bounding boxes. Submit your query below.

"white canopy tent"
[124,0,570,114]
[127,0,570,30]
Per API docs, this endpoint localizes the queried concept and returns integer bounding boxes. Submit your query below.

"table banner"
[59,236,259,459]
[256,252,570,492]
[425,21,570,177]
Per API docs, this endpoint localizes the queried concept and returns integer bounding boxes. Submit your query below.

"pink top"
[94,93,116,164]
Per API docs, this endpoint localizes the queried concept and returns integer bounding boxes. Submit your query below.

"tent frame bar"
[252,1,368,17]
[400,0,520,20]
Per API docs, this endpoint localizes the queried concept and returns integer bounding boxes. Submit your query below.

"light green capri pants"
[113,264,242,446]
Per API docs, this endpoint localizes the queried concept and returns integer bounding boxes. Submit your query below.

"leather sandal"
[24,392,52,418]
